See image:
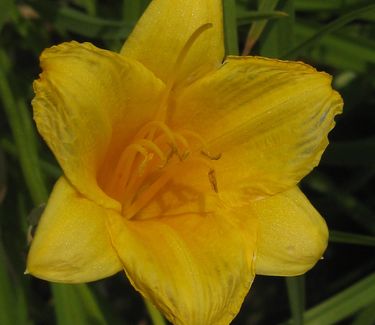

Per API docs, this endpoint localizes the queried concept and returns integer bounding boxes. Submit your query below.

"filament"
[108,121,222,219]
[155,23,213,121]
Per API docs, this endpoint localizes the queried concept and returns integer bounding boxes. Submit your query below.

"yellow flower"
[26,0,343,324]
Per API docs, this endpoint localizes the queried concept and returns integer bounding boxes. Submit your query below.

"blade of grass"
[52,284,107,325]
[0,138,61,179]
[1,49,107,325]
[294,0,375,21]
[242,0,281,55]
[259,0,295,58]
[237,10,288,25]
[294,0,349,11]
[75,0,97,16]
[283,272,375,325]
[0,0,18,30]
[304,172,375,235]
[294,22,375,73]
[0,149,6,203]
[330,231,375,247]
[351,302,375,325]
[122,0,147,23]
[283,3,375,59]
[55,7,132,39]
[145,300,166,325]
[0,53,48,204]
[223,0,239,55]
[0,232,30,325]
[285,275,305,325]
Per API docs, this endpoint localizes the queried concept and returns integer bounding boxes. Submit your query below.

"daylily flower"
[26,0,343,324]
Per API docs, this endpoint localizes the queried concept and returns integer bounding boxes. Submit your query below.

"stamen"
[137,139,166,162]
[120,140,167,209]
[107,143,148,194]
[155,23,213,121]
[180,129,209,150]
[152,139,188,162]
[122,153,220,219]
[136,121,177,144]
[201,150,222,160]
[180,129,222,160]
[109,138,166,196]
[208,169,219,193]
[185,156,219,194]
[173,133,189,149]
[109,121,222,219]
[122,163,181,218]
[153,129,190,162]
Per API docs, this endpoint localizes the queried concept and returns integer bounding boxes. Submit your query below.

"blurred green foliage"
[0,0,374,324]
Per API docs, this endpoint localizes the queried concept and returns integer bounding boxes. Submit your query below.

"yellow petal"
[33,41,164,210]
[253,186,328,276]
[27,177,122,283]
[107,197,257,325]
[121,0,224,87]
[172,56,343,198]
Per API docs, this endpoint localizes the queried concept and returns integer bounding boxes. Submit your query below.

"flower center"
[106,121,220,219]
[99,23,218,219]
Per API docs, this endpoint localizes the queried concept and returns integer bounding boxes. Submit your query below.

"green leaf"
[74,0,97,16]
[0,138,61,180]
[0,0,18,31]
[1,49,107,325]
[285,276,305,325]
[330,231,375,247]
[236,10,288,26]
[242,0,281,55]
[283,273,375,325]
[52,284,107,325]
[283,4,375,59]
[0,148,6,204]
[0,235,29,325]
[304,172,375,234]
[294,0,375,21]
[351,302,375,325]
[122,0,149,23]
[144,300,167,325]
[294,0,353,11]
[0,51,48,205]
[223,0,239,55]
[259,0,295,58]
[293,22,375,73]
[55,7,132,40]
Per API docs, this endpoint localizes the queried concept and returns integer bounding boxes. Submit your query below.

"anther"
[201,150,222,161]
[160,144,177,168]
[208,169,219,193]
[180,129,221,160]
[180,151,190,161]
